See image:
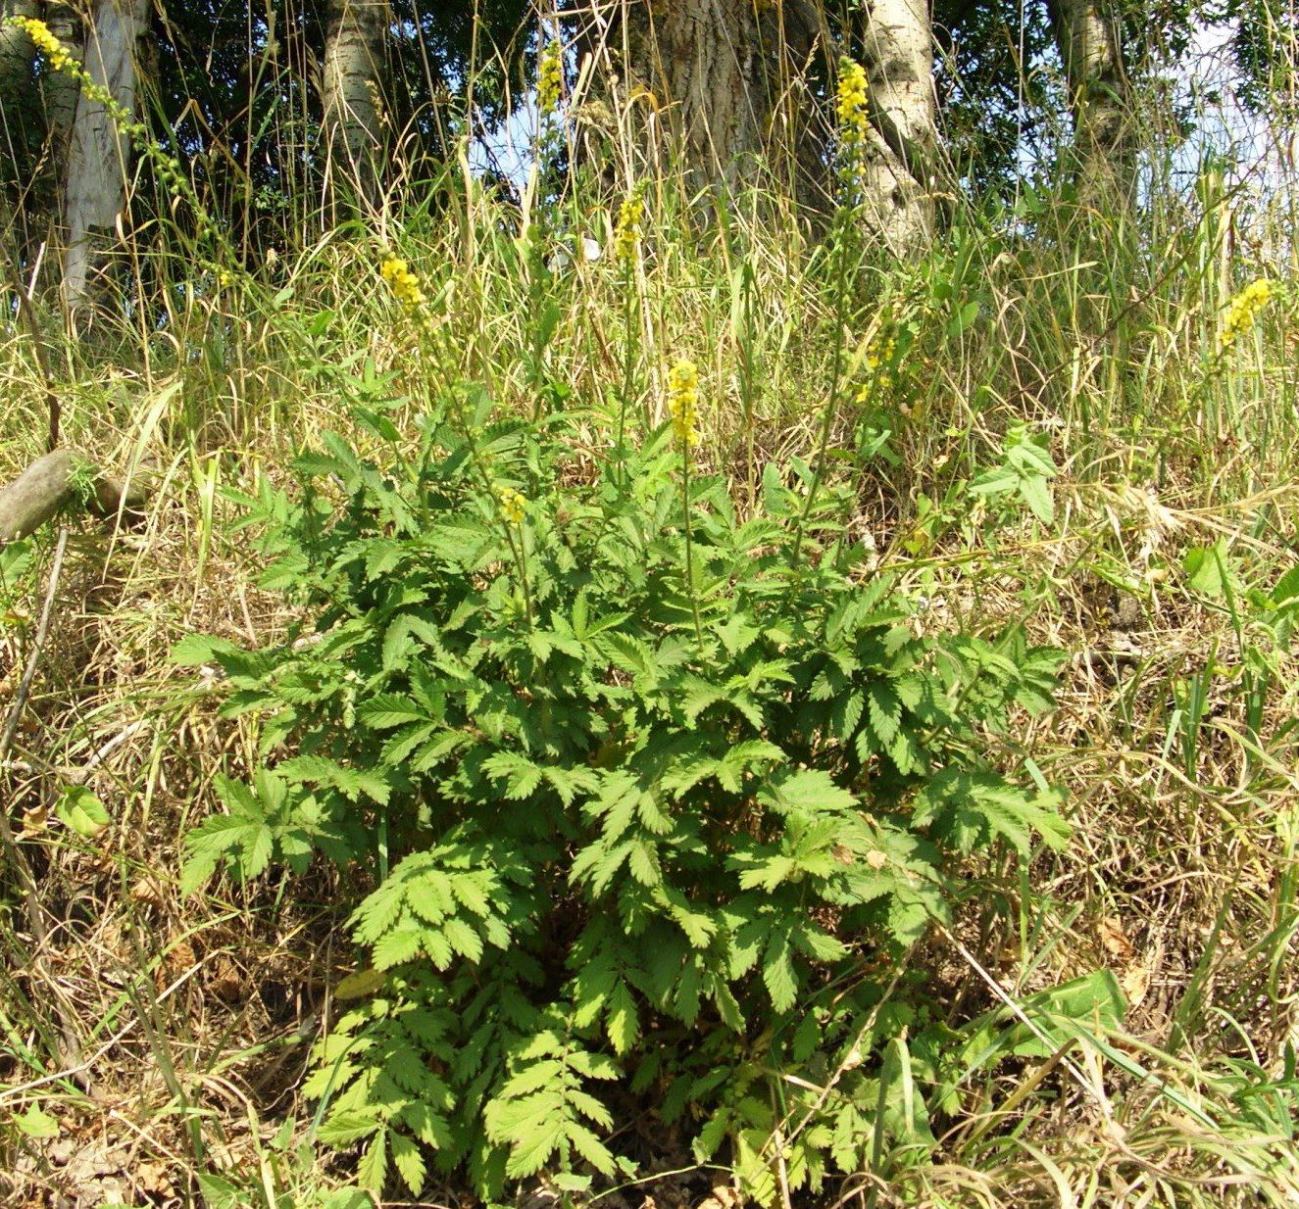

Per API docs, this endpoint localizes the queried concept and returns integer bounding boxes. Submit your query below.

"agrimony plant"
[176,389,1067,1201]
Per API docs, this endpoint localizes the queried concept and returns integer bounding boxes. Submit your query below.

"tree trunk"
[630,0,765,191]
[321,0,389,206]
[0,0,36,99]
[587,0,827,203]
[1048,0,1133,203]
[60,0,148,312]
[41,2,88,167]
[2,0,39,227]
[859,0,937,253]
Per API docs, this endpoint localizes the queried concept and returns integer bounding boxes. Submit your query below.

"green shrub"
[176,388,1067,1202]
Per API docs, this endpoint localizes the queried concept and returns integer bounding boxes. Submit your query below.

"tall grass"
[1,13,1297,1208]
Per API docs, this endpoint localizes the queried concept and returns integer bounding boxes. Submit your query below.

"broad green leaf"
[317,1110,382,1145]
[358,694,427,729]
[1018,474,1054,524]
[373,927,424,969]
[335,967,388,1001]
[357,1127,388,1191]
[13,1105,59,1138]
[55,786,110,839]
[170,633,242,666]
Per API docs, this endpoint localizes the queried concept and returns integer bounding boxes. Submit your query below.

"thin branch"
[0,528,86,1081]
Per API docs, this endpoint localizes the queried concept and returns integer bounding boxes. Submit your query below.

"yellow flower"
[380,255,426,310]
[497,486,526,525]
[667,360,700,448]
[854,331,897,403]
[613,192,643,264]
[13,16,73,71]
[1218,277,1274,350]
[538,40,564,116]
[836,57,870,165]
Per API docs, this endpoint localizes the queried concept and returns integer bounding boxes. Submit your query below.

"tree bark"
[0,450,152,546]
[630,0,765,191]
[1048,0,1133,204]
[2,0,40,225]
[41,2,88,170]
[0,0,36,101]
[321,0,390,206]
[586,0,827,203]
[859,0,937,253]
[60,0,148,311]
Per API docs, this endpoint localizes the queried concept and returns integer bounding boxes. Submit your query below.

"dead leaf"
[209,954,243,1004]
[705,1180,741,1209]
[129,874,164,908]
[17,804,47,840]
[1098,916,1135,961]
[1121,964,1151,1007]
[136,1160,175,1198]
[158,935,197,992]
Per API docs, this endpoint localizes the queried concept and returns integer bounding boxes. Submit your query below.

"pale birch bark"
[321,0,390,204]
[61,0,148,310]
[859,0,937,253]
[1049,0,1134,203]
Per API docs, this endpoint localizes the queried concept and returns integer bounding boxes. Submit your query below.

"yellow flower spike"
[836,56,870,168]
[497,486,526,525]
[667,360,700,449]
[613,192,644,265]
[13,16,72,71]
[380,255,426,311]
[538,40,563,116]
[1218,277,1274,351]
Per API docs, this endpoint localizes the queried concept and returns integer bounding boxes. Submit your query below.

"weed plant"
[0,11,1297,1209]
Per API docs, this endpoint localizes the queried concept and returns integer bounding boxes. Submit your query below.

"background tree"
[61,0,150,311]
[0,1,39,223]
[5,0,1289,305]
[575,0,828,201]
[1048,0,1134,201]
[857,0,939,249]
[321,0,391,207]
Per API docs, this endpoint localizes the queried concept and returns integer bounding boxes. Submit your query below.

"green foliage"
[969,422,1059,525]
[0,538,37,621]
[176,394,1067,1201]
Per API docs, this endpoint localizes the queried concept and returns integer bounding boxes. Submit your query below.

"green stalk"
[616,261,636,489]
[681,444,704,649]
[791,211,852,568]
[420,324,535,628]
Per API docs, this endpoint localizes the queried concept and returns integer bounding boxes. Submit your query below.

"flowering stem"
[666,358,705,647]
[501,521,535,629]
[681,451,704,649]
[791,213,852,568]
[407,311,536,629]
[615,261,636,490]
